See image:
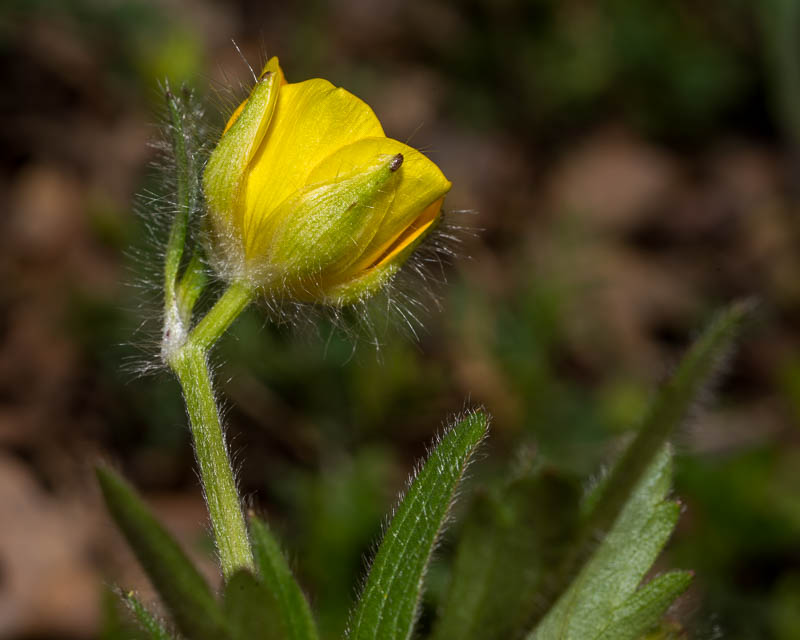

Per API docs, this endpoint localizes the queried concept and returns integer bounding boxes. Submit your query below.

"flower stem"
[189,280,254,351]
[168,281,256,578]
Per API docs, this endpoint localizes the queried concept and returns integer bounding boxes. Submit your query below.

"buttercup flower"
[203,57,452,305]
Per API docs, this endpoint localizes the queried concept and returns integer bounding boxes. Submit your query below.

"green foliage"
[251,518,320,640]
[531,302,751,617]
[96,466,229,640]
[758,0,800,146]
[286,446,395,637]
[99,467,313,640]
[429,302,750,639]
[435,0,752,139]
[223,570,286,640]
[583,301,751,534]
[528,447,691,640]
[671,446,800,637]
[99,586,152,640]
[347,411,489,640]
[121,592,176,640]
[431,465,581,640]
[99,301,752,639]
[3,0,204,89]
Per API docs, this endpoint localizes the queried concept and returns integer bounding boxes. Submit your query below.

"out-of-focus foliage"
[529,447,691,640]
[3,0,204,90]
[431,460,581,640]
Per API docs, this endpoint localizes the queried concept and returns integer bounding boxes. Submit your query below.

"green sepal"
[223,569,287,640]
[176,252,207,326]
[263,154,402,285]
[96,466,229,640]
[250,518,320,640]
[204,72,279,224]
[346,410,489,640]
[319,210,440,306]
[163,84,202,323]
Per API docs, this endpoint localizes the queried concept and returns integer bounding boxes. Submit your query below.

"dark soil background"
[1,1,800,638]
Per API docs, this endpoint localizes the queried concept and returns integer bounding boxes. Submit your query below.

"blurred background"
[2,0,800,638]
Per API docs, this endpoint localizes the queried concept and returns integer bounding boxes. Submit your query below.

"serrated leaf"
[223,569,286,640]
[250,518,319,640]
[431,470,580,640]
[346,411,489,640]
[528,447,691,640]
[533,301,751,620]
[121,591,176,640]
[96,467,228,640]
[595,571,693,640]
[584,302,752,527]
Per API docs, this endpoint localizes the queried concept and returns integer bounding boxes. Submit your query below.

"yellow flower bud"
[203,57,452,305]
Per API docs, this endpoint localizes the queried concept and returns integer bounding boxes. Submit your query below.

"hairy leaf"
[528,447,690,640]
[121,591,176,640]
[346,410,489,640]
[97,466,228,640]
[250,517,319,640]
[584,301,751,527]
[533,301,751,619]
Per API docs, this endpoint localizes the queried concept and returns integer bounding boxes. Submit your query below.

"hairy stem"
[189,280,254,352]
[169,281,256,578]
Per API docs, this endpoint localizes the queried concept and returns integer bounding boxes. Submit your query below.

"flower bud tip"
[389,153,403,172]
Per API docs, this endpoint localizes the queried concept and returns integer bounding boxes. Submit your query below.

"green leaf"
[100,586,149,640]
[121,591,176,640]
[346,410,489,640]
[431,467,580,640]
[585,301,752,526]
[527,446,691,640]
[250,518,320,640]
[594,571,693,640]
[534,301,752,618]
[96,466,229,640]
[223,569,286,640]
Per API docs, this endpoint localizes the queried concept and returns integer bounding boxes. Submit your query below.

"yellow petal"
[319,200,441,306]
[242,79,385,243]
[322,138,450,272]
[367,196,444,269]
